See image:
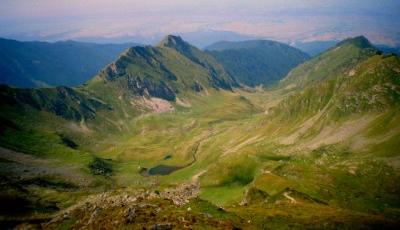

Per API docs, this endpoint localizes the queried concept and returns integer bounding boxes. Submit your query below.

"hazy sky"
[1,0,399,45]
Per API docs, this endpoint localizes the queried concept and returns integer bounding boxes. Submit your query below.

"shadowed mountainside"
[206,40,310,87]
[0,38,137,88]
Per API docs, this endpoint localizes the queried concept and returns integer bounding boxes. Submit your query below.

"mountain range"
[0,35,399,229]
[0,38,137,88]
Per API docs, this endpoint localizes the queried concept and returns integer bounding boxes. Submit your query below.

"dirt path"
[192,170,207,182]
[280,105,328,145]
[0,146,49,164]
[222,135,262,157]
[283,191,297,204]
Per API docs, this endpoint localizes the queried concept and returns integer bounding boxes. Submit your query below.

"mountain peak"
[158,35,187,48]
[337,36,374,49]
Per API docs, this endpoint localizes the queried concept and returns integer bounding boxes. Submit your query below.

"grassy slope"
[279,36,379,90]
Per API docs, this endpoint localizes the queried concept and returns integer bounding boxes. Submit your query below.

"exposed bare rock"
[161,181,200,206]
[43,186,239,229]
[132,97,174,113]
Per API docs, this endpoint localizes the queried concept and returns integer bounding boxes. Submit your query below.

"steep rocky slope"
[86,35,237,103]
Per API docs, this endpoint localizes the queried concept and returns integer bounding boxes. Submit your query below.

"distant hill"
[0,38,137,88]
[294,40,338,56]
[375,44,400,56]
[205,40,309,87]
[294,40,400,57]
[180,30,256,48]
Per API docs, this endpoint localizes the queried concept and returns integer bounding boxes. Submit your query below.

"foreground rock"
[38,189,243,229]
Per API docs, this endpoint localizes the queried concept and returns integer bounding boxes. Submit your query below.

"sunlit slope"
[190,37,400,218]
[269,39,400,150]
[279,36,379,90]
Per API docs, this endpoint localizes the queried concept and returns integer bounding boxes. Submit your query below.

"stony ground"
[37,188,244,229]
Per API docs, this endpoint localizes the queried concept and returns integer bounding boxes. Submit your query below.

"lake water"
[148,165,181,175]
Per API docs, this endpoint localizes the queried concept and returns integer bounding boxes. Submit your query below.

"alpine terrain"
[0,35,400,229]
